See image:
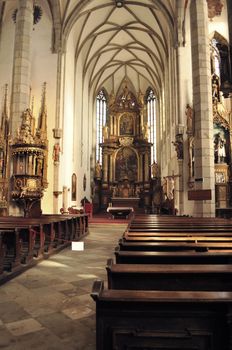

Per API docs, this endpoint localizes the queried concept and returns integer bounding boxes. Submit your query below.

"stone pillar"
[190,0,215,217]
[11,0,33,134]
[52,34,64,213]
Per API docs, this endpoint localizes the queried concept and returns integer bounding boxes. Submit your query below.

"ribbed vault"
[58,0,176,97]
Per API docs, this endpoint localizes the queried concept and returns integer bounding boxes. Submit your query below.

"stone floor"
[0,223,127,350]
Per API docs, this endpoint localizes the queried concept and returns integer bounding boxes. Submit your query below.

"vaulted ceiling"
[0,0,177,96]
[58,0,177,96]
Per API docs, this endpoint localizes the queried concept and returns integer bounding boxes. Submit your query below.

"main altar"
[94,82,153,213]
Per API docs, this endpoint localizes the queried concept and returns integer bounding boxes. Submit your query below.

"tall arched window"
[146,88,156,162]
[96,89,106,163]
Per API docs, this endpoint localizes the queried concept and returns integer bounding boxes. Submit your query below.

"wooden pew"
[118,240,232,252]
[123,232,232,242]
[91,280,232,350]
[0,213,89,284]
[106,258,232,291]
[115,247,232,264]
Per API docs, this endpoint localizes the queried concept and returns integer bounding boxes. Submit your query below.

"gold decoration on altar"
[119,137,134,147]
[213,100,230,129]
[95,81,152,212]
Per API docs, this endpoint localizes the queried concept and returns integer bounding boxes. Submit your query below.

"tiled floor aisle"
[0,223,127,350]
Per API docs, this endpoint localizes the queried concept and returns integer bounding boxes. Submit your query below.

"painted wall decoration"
[213,123,229,164]
[71,173,77,201]
[115,147,138,181]
[119,114,134,135]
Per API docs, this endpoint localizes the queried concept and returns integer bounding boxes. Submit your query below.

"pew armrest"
[91,279,104,301]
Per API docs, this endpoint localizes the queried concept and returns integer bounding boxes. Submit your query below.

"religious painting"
[213,124,229,164]
[115,147,138,182]
[119,114,134,135]
[215,172,225,184]
[71,173,77,201]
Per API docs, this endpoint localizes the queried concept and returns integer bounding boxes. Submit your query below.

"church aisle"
[0,224,127,350]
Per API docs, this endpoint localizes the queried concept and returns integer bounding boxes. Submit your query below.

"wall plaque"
[188,190,212,201]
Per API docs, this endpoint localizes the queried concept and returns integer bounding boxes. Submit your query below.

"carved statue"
[151,161,159,178]
[53,142,61,162]
[214,132,226,163]
[122,84,132,101]
[186,104,194,134]
[167,177,175,201]
[102,125,109,140]
[163,176,175,201]
[142,123,149,140]
[212,75,220,101]
[138,90,144,107]
[162,177,168,200]
[172,134,183,160]
[36,156,43,176]
[188,135,194,187]
[95,160,102,179]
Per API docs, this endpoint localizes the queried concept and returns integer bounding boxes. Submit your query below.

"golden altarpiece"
[94,83,154,212]
[213,99,231,211]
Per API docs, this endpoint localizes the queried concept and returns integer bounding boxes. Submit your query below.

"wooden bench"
[91,280,232,350]
[118,239,232,251]
[115,247,232,264]
[106,258,232,291]
[0,214,89,284]
[92,214,232,349]
[123,232,232,242]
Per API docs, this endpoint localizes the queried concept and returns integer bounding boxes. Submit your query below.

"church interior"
[1,0,232,349]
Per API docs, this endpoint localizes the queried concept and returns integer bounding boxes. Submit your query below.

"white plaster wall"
[60,34,75,210]
[181,8,195,216]
[74,54,88,207]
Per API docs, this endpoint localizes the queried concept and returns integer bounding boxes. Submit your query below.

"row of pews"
[0,213,88,284]
[91,215,232,350]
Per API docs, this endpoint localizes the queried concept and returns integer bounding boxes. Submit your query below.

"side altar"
[94,82,153,213]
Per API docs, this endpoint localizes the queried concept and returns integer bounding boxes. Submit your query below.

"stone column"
[11,0,33,134]
[190,0,215,217]
[52,40,64,213]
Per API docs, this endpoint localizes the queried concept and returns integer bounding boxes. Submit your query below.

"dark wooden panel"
[188,189,212,200]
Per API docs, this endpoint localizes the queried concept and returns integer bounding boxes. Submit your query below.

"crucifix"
[162,172,181,215]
